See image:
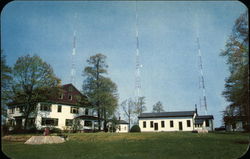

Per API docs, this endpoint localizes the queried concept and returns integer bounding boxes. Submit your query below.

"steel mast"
[70,13,77,86]
[197,37,208,115]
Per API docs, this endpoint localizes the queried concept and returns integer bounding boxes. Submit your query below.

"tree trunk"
[103,107,107,132]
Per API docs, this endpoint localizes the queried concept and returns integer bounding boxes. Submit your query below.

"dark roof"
[138,111,196,118]
[118,120,129,124]
[49,83,87,106]
[8,84,90,107]
[195,115,214,120]
[194,115,214,124]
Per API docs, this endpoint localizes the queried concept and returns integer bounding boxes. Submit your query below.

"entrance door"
[179,122,183,131]
[16,119,22,128]
[154,123,158,131]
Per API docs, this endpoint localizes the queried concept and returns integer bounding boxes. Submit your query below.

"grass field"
[2,132,249,159]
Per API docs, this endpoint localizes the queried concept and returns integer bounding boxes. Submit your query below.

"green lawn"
[2,132,249,159]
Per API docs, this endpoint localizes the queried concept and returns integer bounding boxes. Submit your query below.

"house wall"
[116,124,129,133]
[193,119,214,131]
[139,117,195,132]
[226,121,244,131]
[7,102,94,130]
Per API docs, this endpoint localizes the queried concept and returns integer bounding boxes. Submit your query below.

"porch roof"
[75,115,103,121]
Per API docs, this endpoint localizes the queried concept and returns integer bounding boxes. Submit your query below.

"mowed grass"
[2,132,250,159]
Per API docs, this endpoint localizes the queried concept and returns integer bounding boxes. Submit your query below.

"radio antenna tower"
[197,37,208,115]
[135,1,142,102]
[70,13,77,86]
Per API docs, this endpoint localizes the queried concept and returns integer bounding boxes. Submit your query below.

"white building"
[116,120,129,133]
[224,116,246,132]
[7,84,103,131]
[138,110,214,132]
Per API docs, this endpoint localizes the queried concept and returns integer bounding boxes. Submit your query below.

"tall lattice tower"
[70,13,77,86]
[196,37,208,115]
[135,1,142,101]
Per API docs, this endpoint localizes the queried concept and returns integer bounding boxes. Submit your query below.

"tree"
[134,96,146,116]
[220,11,249,131]
[1,50,12,123]
[10,54,61,129]
[82,53,118,131]
[152,101,164,113]
[121,98,135,131]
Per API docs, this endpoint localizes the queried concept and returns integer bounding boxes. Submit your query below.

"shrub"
[1,124,10,136]
[130,125,141,132]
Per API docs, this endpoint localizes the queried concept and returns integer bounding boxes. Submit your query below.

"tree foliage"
[152,101,165,113]
[1,50,12,120]
[221,11,249,130]
[121,98,135,131]
[82,53,118,131]
[10,54,61,129]
[134,96,146,116]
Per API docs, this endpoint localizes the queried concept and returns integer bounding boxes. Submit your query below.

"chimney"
[195,104,198,115]
[119,116,121,121]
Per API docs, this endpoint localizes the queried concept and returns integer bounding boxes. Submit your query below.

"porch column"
[92,121,94,130]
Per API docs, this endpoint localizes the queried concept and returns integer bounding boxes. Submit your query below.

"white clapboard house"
[116,119,129,133]
[7,84,103,131]
[138,109,214,132]
[224,116,247,131]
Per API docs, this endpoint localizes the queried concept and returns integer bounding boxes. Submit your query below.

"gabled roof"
[8,83,90,107]
[195,115,214,120]
[194,115,214,124]
[49,83,87,106]
[138,111,196,119]
[118,120,129,124]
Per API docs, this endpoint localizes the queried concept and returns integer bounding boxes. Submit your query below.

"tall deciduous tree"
[134,96,146,117]
[152,101,164,113]
[11,54,61,129]
[121,98,134,131]
[82,53,118,131]
[1,50,12,122]
[221,11,249,130]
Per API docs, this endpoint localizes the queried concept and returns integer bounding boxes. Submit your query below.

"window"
[150,121,154,128]
[85,108,89,115]
[59,94,64,99]
[161,121,165,128]
[41,118,58,126]
[40,103,51,111]
[205,119,209,127]
[8,119,15,126]
[187,120,191,127]
[70,107,78,114]
[27,118,35,127]
[143,121,146,128]
[65,119,73,126]
[84,121,92,126]
[9,107,15,114]
[19,106,24,112]
[124,126,126,130]
[68,95,73,100]
[69,86,73,92]
[57,105,62,113]
[170,120,174,127]
[232,123,236,129]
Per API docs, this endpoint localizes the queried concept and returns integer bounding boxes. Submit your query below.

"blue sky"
[1,1,247,127]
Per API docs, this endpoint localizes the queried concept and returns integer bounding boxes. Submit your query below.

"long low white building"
[138,110,214,132]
